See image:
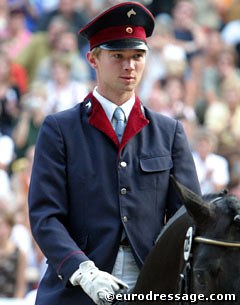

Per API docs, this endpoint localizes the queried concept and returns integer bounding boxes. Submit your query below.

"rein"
[194,236,240,248]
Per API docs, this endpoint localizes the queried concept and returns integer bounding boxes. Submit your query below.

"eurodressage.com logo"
[104,291,237,303]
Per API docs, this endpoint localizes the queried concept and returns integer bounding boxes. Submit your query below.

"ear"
[87,51,97,69]
[234,215,240,226]
[170,175,211,226]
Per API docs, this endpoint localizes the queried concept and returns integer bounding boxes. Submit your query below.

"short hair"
[91,47,102,58]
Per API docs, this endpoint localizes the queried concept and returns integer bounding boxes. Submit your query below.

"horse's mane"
[203,191,240,216]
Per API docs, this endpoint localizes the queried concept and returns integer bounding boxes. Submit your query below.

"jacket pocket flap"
[140,156,173,173]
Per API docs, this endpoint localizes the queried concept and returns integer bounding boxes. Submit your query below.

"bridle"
[178,224,240,305]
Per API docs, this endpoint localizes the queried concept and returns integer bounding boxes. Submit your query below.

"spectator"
[204,75,240,157]
[0,50,21,136]
[138,13,180,102]
[146,0,175,17]
[0,207,27,298]
[0,168,11,202]
[74,0,108,19]
[0,131,14,171]
[0,39,28,94]
[16,15,69,83]
[194,28,224,123]
[198,42,240,124]
[11,145,35,205]
[191,0,222,30]
[36,0,89,50]
[0,132,14,206]
[25,0,60,32]
[145,79,172,117]
[10,198,46,293]
[221,18,240,68]
[7,0,59,33]
[5,4,32,60]
[175,113,197,150]
[171,0,208,59]
[192,127,230,194]
[170,0,209,107]
[0,0,8,38]
[35,30,91,85]
[202,44,240,106]
[12,83,46,158]
[160,75,196,121]
[43,54,89,114]
[10,145,47,292]
[224,0,240,23]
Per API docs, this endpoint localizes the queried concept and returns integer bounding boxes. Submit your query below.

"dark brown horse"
[115,176,240,305]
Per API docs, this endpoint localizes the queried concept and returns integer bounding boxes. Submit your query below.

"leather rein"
[194,236,240,248]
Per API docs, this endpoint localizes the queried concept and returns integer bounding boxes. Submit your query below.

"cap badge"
[127,9,136,18]
[126,27,133,34]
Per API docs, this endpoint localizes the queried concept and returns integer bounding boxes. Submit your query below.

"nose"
[123,58,134,71]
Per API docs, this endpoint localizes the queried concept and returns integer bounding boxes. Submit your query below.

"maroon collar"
[85,93,149,153]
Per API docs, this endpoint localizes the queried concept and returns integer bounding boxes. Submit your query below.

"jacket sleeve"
[28,115,89,285]
[166,120,201,220]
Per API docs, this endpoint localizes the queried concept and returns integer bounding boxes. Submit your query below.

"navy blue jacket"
[28,93,201,305]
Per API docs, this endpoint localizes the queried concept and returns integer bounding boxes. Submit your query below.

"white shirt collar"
[93,87,135,122]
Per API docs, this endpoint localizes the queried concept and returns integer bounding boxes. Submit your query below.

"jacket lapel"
[119,97,149,151]
[86,93,149,150]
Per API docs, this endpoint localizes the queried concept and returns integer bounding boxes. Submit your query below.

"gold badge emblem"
[127,9,136,18]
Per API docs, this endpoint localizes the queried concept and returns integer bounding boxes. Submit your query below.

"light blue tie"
[113,107,126,142]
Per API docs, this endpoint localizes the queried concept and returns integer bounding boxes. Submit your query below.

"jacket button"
[120,161,127,168]
[122,216,128,222]
[120,188,127,195]
[58,274,63,280]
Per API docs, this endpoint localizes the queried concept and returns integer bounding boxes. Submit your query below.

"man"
[28,2,201,305]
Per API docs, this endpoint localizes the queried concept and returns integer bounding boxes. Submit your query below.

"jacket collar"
[84,92,149,152]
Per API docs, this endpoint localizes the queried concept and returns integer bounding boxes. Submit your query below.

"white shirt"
[192,152,230,194]
[0,169,11,198]
[93,87,135,123]
[45,81,89,114]
[0,133,14,166]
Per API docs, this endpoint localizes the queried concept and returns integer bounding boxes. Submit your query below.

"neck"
[96,87,134,106]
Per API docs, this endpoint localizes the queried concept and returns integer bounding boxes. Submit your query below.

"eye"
[193,269,206,286]
[112,53,123,59]
[133,53,145,60]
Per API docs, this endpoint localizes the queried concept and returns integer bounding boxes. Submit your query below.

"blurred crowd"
[1,0,240,302]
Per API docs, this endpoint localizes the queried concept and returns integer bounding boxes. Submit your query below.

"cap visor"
[99,39,148,51]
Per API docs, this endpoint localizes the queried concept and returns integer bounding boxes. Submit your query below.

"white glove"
[70,260,128,305]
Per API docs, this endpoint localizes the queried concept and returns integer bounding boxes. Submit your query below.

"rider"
[28,2,201,305]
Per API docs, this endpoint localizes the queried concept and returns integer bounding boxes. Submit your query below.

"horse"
[114,176,240,305]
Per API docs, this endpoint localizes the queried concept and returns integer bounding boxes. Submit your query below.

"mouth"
[120,76,135,81]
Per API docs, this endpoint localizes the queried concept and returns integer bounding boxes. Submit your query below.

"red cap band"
[89,25,147,50]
